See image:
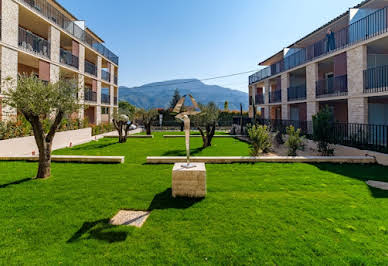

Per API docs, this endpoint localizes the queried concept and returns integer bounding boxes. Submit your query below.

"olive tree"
[3,74,80,179]
[192,102,220,148]
[135,108,158,135]
[112,101,136,143]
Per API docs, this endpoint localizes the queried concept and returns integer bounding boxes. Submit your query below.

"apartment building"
[0,0,119,125]
[248,0,388,127]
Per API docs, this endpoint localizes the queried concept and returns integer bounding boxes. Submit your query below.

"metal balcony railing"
[364,64,388,93]
[101,69,111,82]
[316,75,348,98]
[85,60,97,76]
[18,27,50,58]
[269,89,281,103]
[114,75,118,85]
[288,84,307,101]
[84,89,97,102]
[60,48,79,69]
[114,97,118,106]
[255,94,264,104]
[101,94,110,104]
[249,7,388,85]
[20,0,119,65]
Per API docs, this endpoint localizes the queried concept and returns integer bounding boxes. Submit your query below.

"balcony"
[288,84,306,101]
[269,89,281,103]
[364,65,388,94]
[255,94,264,104]
[114,75,118,85]
[84,89,97,102]
[20,0,119,65]
[249,7,388,85]
[85,60,97,76]
[18,27,50,58]
[101,69,111,82]
[114,97,118,106]
[316,75,348,98]
[60,48,79,69]
[101,93,110,104]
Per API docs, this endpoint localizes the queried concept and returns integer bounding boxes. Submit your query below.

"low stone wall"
[0,128,93,156]
[147,156,376,164]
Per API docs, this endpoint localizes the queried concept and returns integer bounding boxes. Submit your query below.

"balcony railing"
[101,94,110,104]
[101,69,111,82]
[255,94,264,104]
[60,48,79,69]
[114,75,118,85]
[269,89,281,103]
[288,84,307,101]
[114,97,118,106]
[364,64,388,93]
[249,7,388,85]
[316,75,348,98]
[18,27,50,58]
[85,60,97,76]
[20,0,119,65]
[84,89,97,102]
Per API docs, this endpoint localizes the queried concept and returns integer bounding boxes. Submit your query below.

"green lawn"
[1,132,388,264]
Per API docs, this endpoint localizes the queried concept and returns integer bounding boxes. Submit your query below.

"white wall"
[0,128,92,156]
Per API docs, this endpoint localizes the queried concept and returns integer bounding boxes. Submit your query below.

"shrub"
[286,125,304,156]
[247,124,272,156]
[313,106,335,156]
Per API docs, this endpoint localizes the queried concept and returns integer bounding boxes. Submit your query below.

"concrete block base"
[172,163,206,198]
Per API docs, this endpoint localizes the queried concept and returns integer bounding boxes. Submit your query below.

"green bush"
[312,106,335,156]
[247,124,272,156]
[286,125,304,156]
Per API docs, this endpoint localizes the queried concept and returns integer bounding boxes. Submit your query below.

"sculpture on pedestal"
[172,95,201,168]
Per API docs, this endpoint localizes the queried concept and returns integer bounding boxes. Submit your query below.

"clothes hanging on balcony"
[326,32,336,52]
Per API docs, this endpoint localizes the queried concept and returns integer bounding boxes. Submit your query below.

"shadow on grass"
[69,141,118,151]
[313,163,388,198]
[147,188,204,210]
[0,178,33,189]
[67,218,128,244]
[162,147,205,157]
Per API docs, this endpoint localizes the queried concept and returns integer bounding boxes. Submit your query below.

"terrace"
[249,7,388,85]
[20,0,119,65]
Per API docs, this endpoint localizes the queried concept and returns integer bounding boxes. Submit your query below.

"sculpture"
[172,95,201,168]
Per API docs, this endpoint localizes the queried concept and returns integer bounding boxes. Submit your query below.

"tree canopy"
[169,89,181,109]
[3,74,80,178]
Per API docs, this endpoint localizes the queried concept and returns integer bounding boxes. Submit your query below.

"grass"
[1,132,388,264]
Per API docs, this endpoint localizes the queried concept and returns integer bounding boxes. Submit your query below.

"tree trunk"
[37,141,52,179]
[198,127,207,148]
[145,123,152,135]
[25,111,63,179]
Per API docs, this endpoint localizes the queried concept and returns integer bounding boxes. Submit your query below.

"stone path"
[110,210,151,228]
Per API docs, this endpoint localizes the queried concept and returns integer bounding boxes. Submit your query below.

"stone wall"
[0,128,93,156]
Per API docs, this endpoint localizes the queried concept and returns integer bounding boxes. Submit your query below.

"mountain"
[119,79,248,110]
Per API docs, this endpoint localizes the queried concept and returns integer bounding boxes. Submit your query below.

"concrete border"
[163,135,244,138]
[104,135,154,139]
[146,156,376,164]
[0,155,125,164]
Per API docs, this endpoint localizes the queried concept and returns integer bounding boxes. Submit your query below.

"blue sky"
[58,0,362,92]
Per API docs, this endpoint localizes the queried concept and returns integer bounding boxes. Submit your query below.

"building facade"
[248,0,388,127]
[0,0,119,124]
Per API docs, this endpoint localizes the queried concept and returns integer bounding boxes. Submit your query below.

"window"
[101,107,109,115]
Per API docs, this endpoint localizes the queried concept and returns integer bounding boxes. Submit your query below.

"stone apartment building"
[0,0,119,125]
[248,0,388,126]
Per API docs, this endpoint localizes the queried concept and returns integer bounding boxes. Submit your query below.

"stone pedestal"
[172,163,206,198]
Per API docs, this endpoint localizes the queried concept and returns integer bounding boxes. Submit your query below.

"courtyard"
[1,133,388,264]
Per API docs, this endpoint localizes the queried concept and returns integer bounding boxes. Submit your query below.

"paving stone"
[110,210,150,228]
